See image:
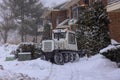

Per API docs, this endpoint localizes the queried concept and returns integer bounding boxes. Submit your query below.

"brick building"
[107,0,120,42]
[42,0,120,42]
[42,0,108,29]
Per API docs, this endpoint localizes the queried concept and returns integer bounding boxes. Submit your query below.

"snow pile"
[44,55,119,80]
[99,45,116,53]
[100,39,120,53]
[1,60,52,80]
[111,39,118,44]
[0,44,17,61]
[0,70,37,80]
[0,45,120,80]
[100,44,120,53]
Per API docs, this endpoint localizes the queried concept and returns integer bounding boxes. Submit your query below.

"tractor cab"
[52,29,66,40]
[52,28,78,51]
[41,26,80,65]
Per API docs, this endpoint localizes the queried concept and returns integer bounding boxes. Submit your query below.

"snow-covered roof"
[52,0,81,10]
[53,2,68,9]
[41,0,81,19]
[41,0,70,8]
[60,0,81,10]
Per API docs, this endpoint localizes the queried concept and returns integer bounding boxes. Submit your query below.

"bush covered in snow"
[100,44,120,67]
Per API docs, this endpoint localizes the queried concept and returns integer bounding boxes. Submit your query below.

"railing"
[108,0,120,5]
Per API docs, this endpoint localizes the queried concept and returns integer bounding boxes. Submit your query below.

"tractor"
[41,27,81,65]
[12,26,83,64]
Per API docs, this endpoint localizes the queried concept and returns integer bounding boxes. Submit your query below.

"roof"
[60,0,80,10]
[53,0,80,10]
[54,2,67,9]
[41,0,81,19]
[52,1,70,10]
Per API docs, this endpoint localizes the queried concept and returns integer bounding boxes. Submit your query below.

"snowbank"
[0,44,120,80]
[100,44,120,53]
[0,70,37,80]
[100,39,120,53]
[111,39,118,44]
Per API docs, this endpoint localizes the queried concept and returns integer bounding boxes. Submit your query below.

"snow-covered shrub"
[100,45,120,67]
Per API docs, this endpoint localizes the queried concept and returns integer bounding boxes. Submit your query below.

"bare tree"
[6,0,44,42]
[0,15,14,43]
[0,1,16,43]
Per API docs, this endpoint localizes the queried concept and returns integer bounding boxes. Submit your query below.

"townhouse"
[41,0,120,42]
[42,0,107,30]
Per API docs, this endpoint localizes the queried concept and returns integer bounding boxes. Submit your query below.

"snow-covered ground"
[0,44,120,80]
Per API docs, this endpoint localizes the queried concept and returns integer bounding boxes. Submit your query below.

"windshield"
[54,32,66,39]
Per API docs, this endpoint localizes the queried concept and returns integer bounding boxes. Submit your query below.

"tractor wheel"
[74,53,79,62]
[64,53,69,63]
[54,53,64,65]
[69,53,74,62]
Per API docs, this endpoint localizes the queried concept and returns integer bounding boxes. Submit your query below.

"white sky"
[41,0,69,8]
[0,0,69,8]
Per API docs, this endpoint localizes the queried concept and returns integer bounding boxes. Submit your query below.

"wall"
[108,12,120,42]
[51,10,67,29]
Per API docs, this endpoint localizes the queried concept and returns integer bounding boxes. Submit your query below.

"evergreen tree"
[42,23,51,40]
[93,1,110,48]
[77,1,110,56]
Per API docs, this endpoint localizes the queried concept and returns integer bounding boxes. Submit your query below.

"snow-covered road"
[0,44,120,80]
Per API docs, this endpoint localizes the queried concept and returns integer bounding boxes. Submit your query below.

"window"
[72,6,85,19]
[54,32,66,39]
[72,5,79,19]
[68,33,76,44]
[73,9,78,19]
